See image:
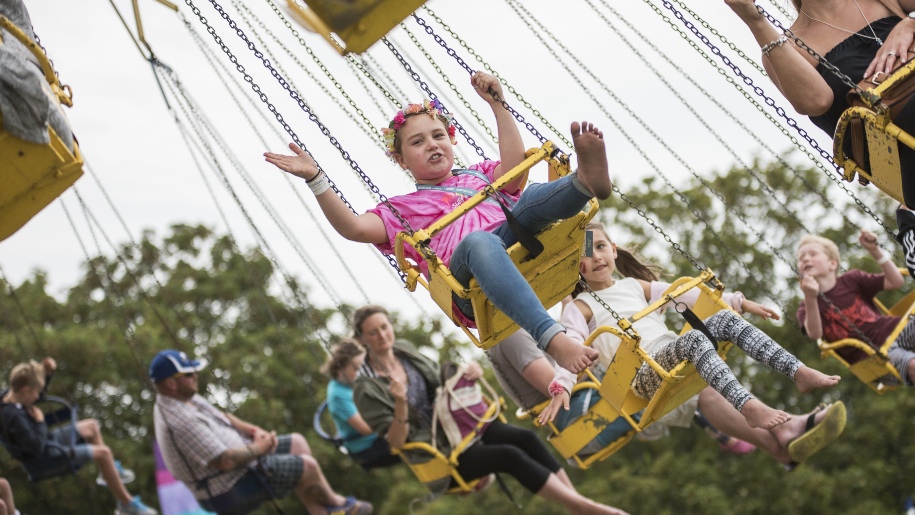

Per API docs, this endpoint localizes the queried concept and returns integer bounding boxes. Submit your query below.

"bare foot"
[570,121,611,200]
[545,333,597,373]
[794,366,841,393]
[739,398,791,429]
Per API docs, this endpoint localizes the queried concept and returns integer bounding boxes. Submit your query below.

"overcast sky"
[3,0,876,336]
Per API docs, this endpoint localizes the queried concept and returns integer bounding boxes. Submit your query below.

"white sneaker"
[114,496,157,515]
[96,460,136,487]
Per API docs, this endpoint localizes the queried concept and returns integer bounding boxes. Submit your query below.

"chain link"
[380,36,489,160]
[654,0,895,237]
[185,0,410,277]
[669,0,767,76]
[416,7,574,149]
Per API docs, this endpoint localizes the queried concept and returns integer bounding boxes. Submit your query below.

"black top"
[811,16,901,135]
[0,375,53,460]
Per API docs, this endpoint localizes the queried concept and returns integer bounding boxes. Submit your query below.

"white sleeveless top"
[578,277,677,371]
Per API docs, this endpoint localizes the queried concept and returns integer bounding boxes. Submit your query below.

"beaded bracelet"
[306,170,330,196]
[761,35,789,57]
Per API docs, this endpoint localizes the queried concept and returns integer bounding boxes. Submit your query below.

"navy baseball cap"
[149,350,205,383]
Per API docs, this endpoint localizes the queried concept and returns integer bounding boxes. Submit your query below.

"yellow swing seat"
[0,14,83,243]
[833,59,915,205]
[395,142,599,350]
[517,270,733,468]
[816,269,915,394]
[282,0,426,54]
[391,397,506,494]
[601,270,734,433]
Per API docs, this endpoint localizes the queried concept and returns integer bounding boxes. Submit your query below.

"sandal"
[785,401,847,471]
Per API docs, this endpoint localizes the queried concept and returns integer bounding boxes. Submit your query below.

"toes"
[571,121,582,137]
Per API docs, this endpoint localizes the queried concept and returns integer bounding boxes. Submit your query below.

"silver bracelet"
[306,170,330,196]
[761,35,789,57]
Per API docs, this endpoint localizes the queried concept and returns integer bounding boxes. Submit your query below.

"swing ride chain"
[612,185,707,274]
[669,0,767,77]
[410,14,552,148]
[187,0,418,242]
[659,0,896,238]
[400,23,499,145]
[381,37,489,160]
[240,0,385,138]
[417,8,574,150]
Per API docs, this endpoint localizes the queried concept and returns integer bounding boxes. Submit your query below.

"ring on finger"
[888,51,898,57]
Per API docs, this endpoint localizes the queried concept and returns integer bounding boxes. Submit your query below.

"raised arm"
[264,143,388,244]
[471,72,526,192]
[859,229,905,290]
[724,0,833,115]
[799,275,824,340]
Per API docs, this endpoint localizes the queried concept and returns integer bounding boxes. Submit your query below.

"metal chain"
[669,0,767,76]
[400,23,499,147]
[418,6,573,149]
[380,36,489,160]
[507,0,785,304]
[409,14,553,148]
[654,0,895,237]
[581,280,625,324]
[361,52,410,101]
[185,0,416,251]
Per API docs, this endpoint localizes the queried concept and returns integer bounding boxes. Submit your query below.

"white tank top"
[578,277,677,371]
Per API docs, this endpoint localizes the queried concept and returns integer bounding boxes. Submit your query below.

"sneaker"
[326,496,373,515]
[96,460,136,487]
[115,496,157,515]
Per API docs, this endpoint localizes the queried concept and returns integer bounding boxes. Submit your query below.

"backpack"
[431,363,500,452]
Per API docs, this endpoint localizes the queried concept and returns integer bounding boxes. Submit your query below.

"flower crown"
[381,99,457,160]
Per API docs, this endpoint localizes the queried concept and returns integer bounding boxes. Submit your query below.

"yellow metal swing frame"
[283,0,426,54]
[833,60,915,205]
[391,397,506,494]
[0,15,84,243]
[395,142,599,350]
[517,270,734,468]
[816,269,915,394]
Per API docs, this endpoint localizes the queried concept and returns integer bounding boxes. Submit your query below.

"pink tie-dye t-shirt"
[368,160,519,275]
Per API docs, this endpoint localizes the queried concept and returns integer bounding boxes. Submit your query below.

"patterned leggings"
[632,310,803,411]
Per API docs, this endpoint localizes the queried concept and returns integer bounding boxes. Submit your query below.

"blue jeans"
[553,383,639,452]
[450,173,593,350]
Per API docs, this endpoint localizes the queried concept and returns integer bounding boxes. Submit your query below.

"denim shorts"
[47,425,93,468]
[200,435,303,515]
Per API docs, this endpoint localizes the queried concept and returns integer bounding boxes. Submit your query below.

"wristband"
[548,380,567,398]
[761,35,788,57]
[876,253,891,265]
[306,170,330,195]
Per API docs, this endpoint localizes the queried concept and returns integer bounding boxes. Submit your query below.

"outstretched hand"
[264,143,319,181]
[538,390,570,426]
[741,299,780,320]
[471,71,505,105]
[723,0,764,24]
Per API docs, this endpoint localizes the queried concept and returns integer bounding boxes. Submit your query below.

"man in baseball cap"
[150,349,371,514]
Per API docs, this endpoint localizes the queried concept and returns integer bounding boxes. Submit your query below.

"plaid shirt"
[154,394,249,498]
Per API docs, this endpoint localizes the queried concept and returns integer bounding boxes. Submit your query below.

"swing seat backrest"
[0,15,83,243]
[600,271,734,431]
[391,398,504,494]
[0,396,85,482]
[396,142,599,350]
[312,400,347,454]
[518,371,637,470]
[282,0,427,54]
[817,268,913,393]
[833,60,915,205]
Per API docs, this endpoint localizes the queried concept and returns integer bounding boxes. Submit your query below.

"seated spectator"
[0,357,155,515]
[322,339,399,469]
[151,350,372,515]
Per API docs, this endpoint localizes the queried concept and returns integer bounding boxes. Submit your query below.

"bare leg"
[536,474,629,515]
[570,121,612,200]
[294,455,345,515]
[77,419,102,445]
[0,478,13,515]
[92,444,132,504]
[555,468,574,489]
[739,398,791,429]
[906,358,915,386]
[545,332,598,373]
[288,433,312,456]
[793,366,840,393]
